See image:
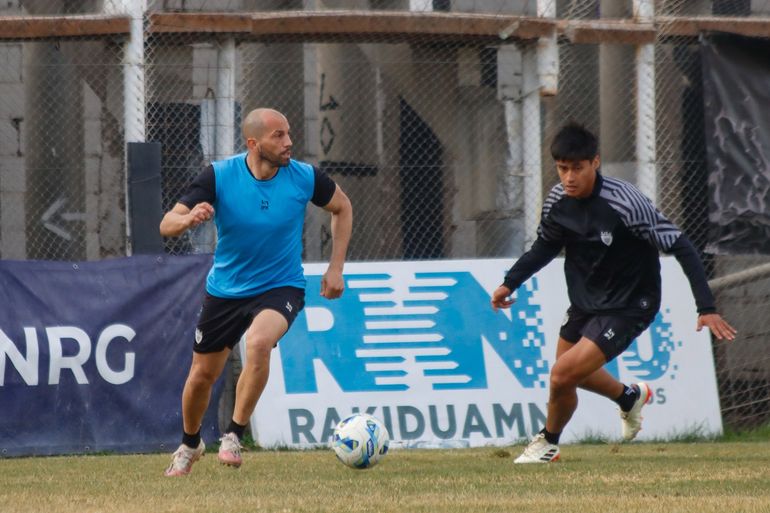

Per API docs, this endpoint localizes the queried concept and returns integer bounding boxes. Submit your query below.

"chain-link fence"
[654,0,770,431]
[1,0,769,430]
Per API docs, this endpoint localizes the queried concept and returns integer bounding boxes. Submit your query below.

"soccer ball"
[331,413,390,469]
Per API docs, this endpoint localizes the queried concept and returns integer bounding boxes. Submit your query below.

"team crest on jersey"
[600,231,613,246]
[195,328,203,344]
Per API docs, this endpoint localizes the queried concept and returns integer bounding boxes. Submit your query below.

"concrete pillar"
[300,31,325,261]
[522,43,541,248]
[634,0,656,201]
[0,42,26,259]
[495,45,526,257]
[24,42,86,260]
[599,0,636,183]
[312,42,383,260]
[83,83,104,260]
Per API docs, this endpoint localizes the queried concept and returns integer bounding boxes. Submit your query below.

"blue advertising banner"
[0,255,218,456]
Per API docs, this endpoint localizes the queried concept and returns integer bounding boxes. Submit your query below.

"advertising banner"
[248,258,722,448]
[0,255,219,456]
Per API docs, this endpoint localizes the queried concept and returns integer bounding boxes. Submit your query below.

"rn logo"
[278,271,551,394]
[277,270,681,396]
[268,265,683,445]
[0,324,136,386]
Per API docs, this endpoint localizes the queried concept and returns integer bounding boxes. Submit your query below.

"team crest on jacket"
[600,231,613,246]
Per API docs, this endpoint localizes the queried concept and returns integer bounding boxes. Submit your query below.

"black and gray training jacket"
[503,172,716,316]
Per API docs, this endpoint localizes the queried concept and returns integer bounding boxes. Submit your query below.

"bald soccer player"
[160,108,352,476]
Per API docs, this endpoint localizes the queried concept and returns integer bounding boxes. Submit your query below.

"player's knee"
[188,365,220,387]
[549,367,578,393]
[244,335,274,363]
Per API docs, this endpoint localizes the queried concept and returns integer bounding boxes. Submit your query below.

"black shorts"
[559,306,656,362]
[193,286,305,353]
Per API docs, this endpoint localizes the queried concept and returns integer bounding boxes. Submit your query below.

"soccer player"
[160,108,352,476]
[490,122,736,464]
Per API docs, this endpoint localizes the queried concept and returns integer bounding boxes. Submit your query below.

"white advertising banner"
[245,258,722,448]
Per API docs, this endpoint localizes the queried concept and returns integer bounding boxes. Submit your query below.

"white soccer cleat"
[164,440,205,477]
[620,382,654,441]
[514,433,560,464]
[217,432,243,468]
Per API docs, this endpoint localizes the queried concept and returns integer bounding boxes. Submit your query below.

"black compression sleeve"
[667,234,716,314]
[502,237,563,291]
[178,165,216,208]
[311,167,336,207]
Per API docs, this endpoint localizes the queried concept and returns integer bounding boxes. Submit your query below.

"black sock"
[182,429,201,449]
[540,427,560,445]
[226,419,247,440]
[616,384,639,412]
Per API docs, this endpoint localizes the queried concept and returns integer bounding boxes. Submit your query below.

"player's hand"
[321,268,344,299]
[697,313,737,341]
[187,202,214,228]
[491,285,515,311]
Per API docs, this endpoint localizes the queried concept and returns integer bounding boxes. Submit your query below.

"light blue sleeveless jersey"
[206,153,315,298]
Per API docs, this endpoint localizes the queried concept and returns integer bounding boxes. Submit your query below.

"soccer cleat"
[217,432,243,468]
[514,433,560,464]
[164,440,205,477]
[620,382,654,441]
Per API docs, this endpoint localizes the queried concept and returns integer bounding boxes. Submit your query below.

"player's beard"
[261,149,290,167]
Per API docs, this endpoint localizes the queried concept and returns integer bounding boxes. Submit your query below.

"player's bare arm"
[159,202,214,238]
[490,285,515,311]
[320,185,352,299]
[697,312,737,341]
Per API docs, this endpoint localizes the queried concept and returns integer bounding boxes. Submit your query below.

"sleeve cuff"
[502,278,517,291]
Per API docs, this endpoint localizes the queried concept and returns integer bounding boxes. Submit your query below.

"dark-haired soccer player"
[490,122,735,463]
[160,108,352,476]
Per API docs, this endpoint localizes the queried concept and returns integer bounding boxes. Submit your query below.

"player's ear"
[592,155,601,170]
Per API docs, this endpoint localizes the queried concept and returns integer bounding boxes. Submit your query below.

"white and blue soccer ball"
[331,413,390,469]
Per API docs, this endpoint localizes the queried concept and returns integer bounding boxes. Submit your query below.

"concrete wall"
[0,1,127,260]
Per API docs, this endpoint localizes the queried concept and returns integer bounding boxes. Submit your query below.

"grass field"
[1,437,769,513]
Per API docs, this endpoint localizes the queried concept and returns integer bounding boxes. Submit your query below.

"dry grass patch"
[0,441,768,513]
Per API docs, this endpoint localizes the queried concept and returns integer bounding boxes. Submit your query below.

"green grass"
[720,423,770,442]
[1,437,769,513]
